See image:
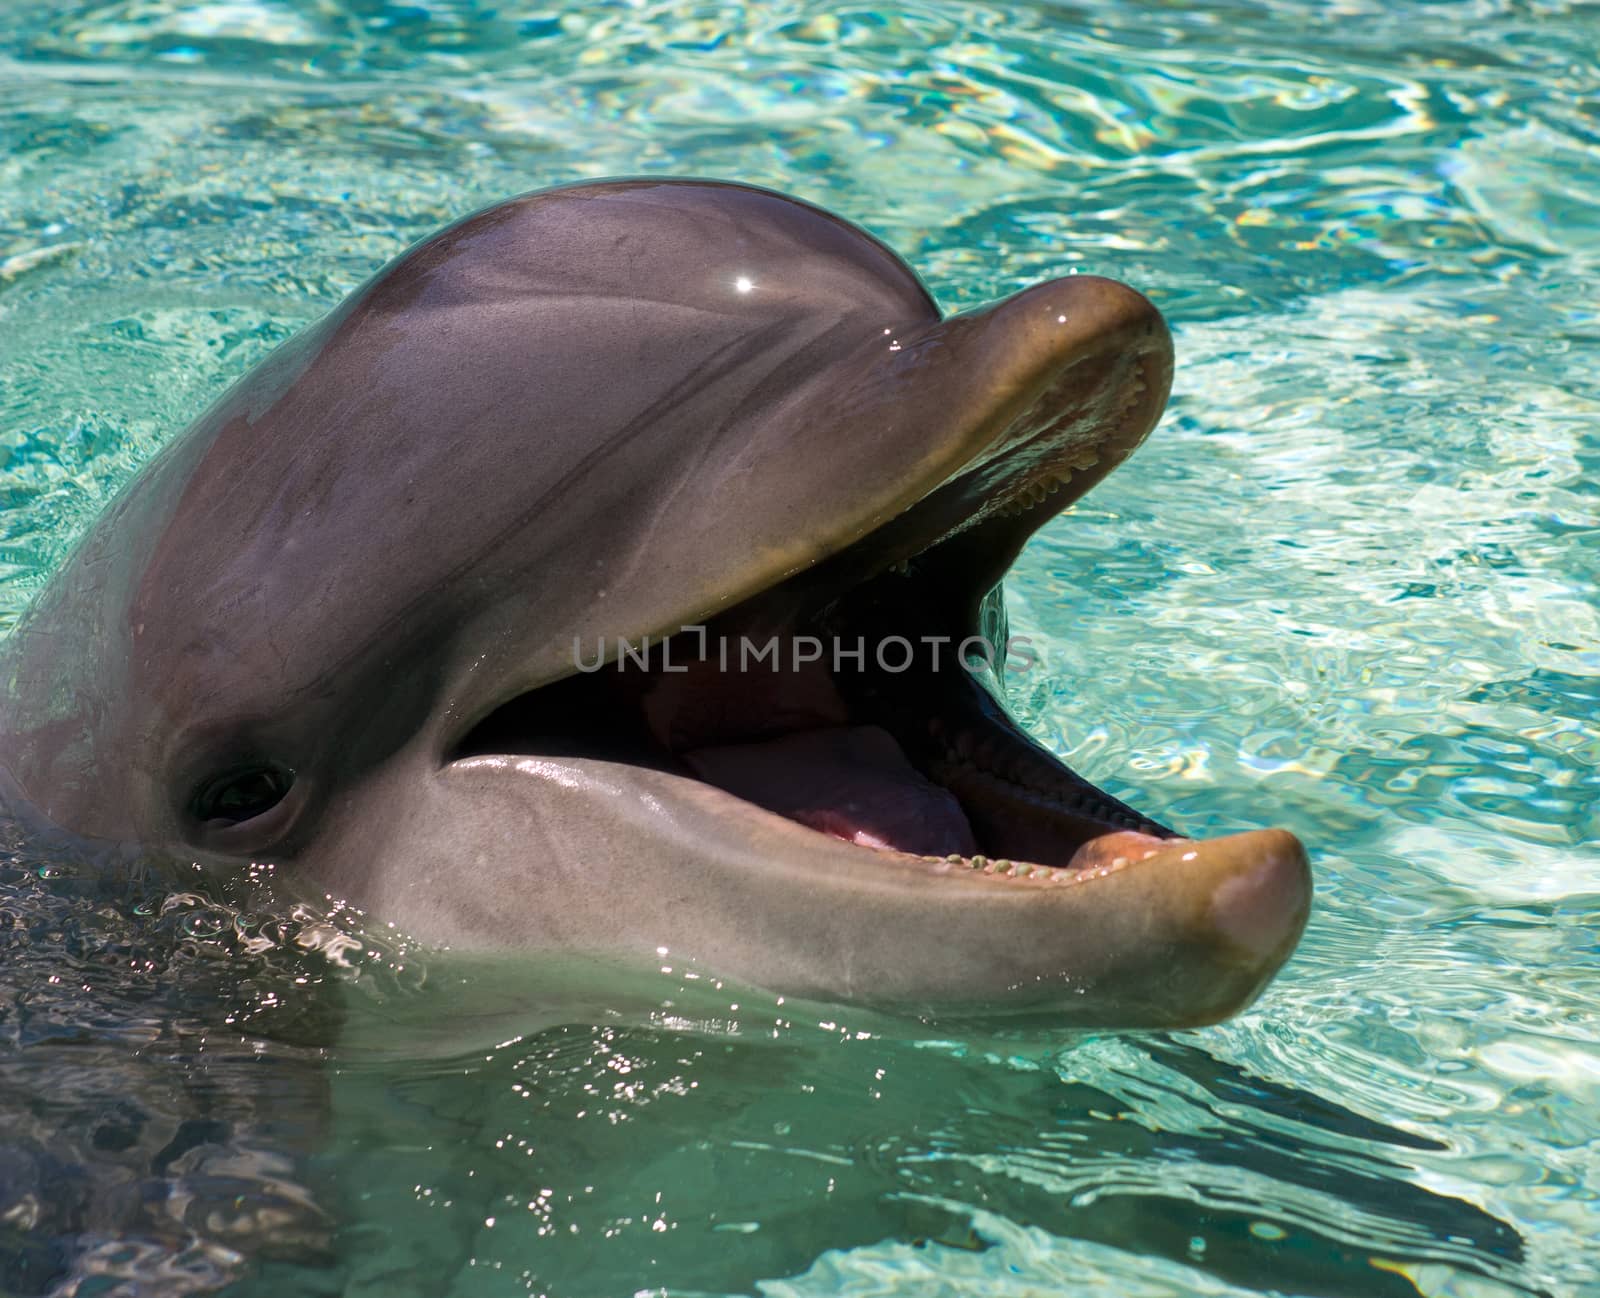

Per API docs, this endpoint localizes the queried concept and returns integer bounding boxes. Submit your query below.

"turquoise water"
[2,0,1598,1294]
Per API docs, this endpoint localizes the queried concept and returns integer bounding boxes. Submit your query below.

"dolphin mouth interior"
[453,339,1188,884]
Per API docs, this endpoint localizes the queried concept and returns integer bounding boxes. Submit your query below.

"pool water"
[2,1,1597,1294]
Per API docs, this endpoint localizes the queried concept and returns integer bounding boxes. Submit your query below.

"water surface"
[1,1,1597,1294]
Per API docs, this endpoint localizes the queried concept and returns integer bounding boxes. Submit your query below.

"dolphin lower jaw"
[418,749,1301,1023]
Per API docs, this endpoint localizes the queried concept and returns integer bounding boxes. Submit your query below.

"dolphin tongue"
[638,615,980,856]
[683,725,978,858]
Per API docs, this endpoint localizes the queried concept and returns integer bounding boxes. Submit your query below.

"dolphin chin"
[0,178,1309,1028]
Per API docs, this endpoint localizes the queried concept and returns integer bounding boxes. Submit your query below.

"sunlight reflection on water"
[1,0,1597,1293]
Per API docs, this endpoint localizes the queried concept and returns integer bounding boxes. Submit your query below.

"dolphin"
[0,178,1309,1027]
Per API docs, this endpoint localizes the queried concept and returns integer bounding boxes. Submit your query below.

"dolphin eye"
[190,764,294,825]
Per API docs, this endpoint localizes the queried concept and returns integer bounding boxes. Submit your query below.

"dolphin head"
[0,179,1308,1027]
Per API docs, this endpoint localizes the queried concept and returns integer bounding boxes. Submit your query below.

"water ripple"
[1,0,1598,1293]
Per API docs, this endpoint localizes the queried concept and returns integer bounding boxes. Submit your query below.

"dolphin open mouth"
[453,307,1188,887]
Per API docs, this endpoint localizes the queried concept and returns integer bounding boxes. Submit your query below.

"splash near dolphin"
[0,179,1309,1027]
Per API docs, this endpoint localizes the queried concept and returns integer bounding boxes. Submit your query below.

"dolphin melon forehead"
[15,181,965,767]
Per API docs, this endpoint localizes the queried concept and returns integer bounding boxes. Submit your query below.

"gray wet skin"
[0,180,1309,1027]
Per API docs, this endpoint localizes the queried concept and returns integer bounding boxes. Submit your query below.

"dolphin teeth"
[931,757,1155,835]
